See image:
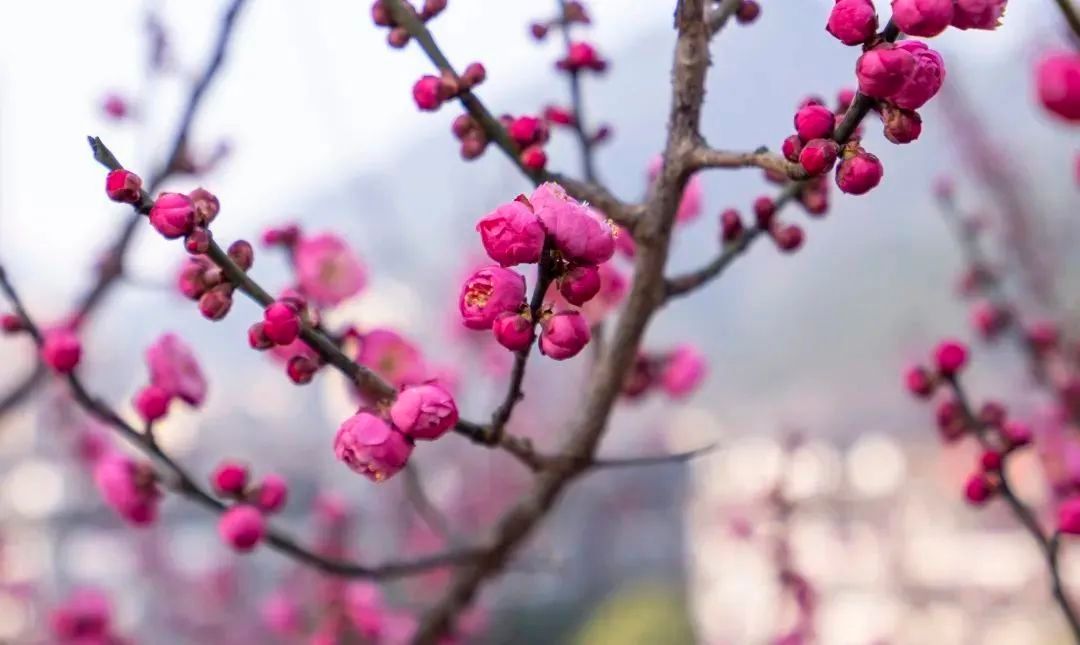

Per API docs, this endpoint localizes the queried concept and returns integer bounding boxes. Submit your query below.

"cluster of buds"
[334,383,458,482]
[621,345,708,401]
[461,183,616,360]
[829,0,1005,46]
[529,1,589,40]
[211,461,290,552]
[556,41,607,74]
[411,62,485,112]
[132,333,208,423]
[722,196,805,254]
[544,104,612,146]
[175,239,254,320]
[904,339,1034,506]
[453,112,551,169]
[93,451,161,525]
[248,294,324,384]
[371,0,446,48]
[784,102,840,178]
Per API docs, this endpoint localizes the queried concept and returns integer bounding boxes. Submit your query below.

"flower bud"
[41,329,81,373]
[891,0,954,37]
[133,384,171,422]
[248,322,273,350]
[719,208,744,243]
[826,0,878,45]
[218,505,266,552]
[782,135,802,162]
[334,411,413,482]
[659,345,707,398]
[1036,52,1080,123]
[412,75,443,111]
[735,0,761,23]
[185,227,212,254]
[254,474,288,513]
[212,461,249,496]
[934,339,968,376]
[964,472,995,506]
[476,200,545,266]
[286,355,319,384]
[188,188,220,226]
[1,313,24,334]
[199,284,234,321]
[387,28,410,48]
[835,149,883,195]
[856,44,916,99]
[753,196,776,228]
[559,265,602,306]
[951,0,1007,30]
[904,365,935,398]
[263,302,301,345]
[539,311,590,360]
[798,139,840,176]
[521,146,548,171]
[889,42,946,110]
[461,62,486,88]
[772,224,804,253]
[492,311,535,351]
[794,104,835,143]
[149,193,196,239]
[390,383,459,441]
[881,105,923,144]
[105,169,142,204]
[227,240,254,271]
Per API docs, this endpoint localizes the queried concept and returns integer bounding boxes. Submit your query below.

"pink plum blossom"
[390,383,459,441]
[146,333,207,406]
[476,200,545,266]
[294,233,367,307]
[334,411,413,482]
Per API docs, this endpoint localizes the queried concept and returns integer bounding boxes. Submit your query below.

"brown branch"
[0,264,478,579]
[944,375,1080,640]
[410,2,712,641]
[380,0,641,229]
[588,442,716,470]
[0,0,250,418]
[663,20,900,301]
[687,145,805,178]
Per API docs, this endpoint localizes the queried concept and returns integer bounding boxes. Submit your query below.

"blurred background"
[1,0,1079,643]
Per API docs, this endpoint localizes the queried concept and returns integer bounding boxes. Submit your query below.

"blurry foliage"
[573,582,695,645]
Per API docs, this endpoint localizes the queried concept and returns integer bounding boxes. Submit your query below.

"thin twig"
[945,375,1080,641]
[1053,0,1080,45]
[0,263,478,579]
[380,0,641,229]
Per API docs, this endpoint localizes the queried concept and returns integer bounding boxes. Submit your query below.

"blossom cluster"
[460,182,617,360]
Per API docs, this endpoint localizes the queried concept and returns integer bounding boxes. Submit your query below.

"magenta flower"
[133,384,171,422]
[334,411,413,482]
[539,311,591,360]
[530,182,616,264]
[891,0,954,37]
[951,0,1007,30]
[1037,52,1080,122]
[390,383,459,441]
[659,344,708,399]
[145,333,207,406]
[793,104,835,143]
[934,339,968,375]
[459,266,527,330]
[294,233,367,307]
[356,328,428,388]
[93,452,161,526]
[476,200,546,266]
[218,505,266,552]
[889,41,945,110]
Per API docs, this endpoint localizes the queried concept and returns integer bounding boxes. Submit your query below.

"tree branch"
[944,374,1080,640]
[410,2,711,641]
[663,20,899,301]
[1053,0,1080,45]
[0,0,250,419]
[380,0,640,229]
[0,264,478,580]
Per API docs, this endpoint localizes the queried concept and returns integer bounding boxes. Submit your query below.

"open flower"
[294,233,366,307]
